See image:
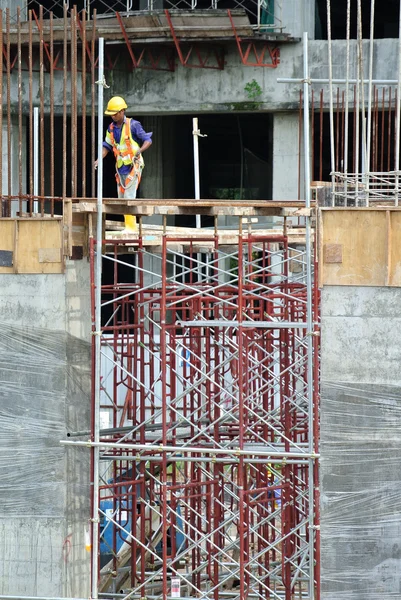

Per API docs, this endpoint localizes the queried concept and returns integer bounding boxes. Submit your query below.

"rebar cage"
[90,223,319,600]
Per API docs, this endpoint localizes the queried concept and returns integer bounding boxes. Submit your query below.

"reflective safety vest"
[107,118,144,194]
[107,118,144,170]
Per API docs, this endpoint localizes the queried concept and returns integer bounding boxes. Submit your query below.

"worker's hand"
[94,159,99,170]
[134,150,141,162]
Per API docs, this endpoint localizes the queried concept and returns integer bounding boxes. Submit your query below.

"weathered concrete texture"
[0,261,91,597]
[13,38,398,117]
[0,274,66,329]
[105,39,401,114]
[282,0,315,40]
[273,113,304,201]
[2,117,27,203]
[65,258,92,341]
[321,286,401,386]
[321,287,401,599]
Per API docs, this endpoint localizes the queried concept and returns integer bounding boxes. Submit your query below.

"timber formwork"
[87,210,320,600]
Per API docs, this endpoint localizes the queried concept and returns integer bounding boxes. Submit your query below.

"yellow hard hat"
[104,96,128,115]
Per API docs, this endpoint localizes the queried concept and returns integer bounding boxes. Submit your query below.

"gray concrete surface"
[4,37,400,115]
[0,261,91,597]
[320,286,401,599]
[273,113,303,201]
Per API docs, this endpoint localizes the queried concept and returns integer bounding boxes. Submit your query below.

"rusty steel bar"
[394,88,398,176]
[311,90,314,182]
[353,85,357,173]
[319,89,323,182]
[81,9,87,199]
[6,8,11,211]
[91,11,97,198]
[341,90,344,176]
[71,6,77,199]
[0,10,3,216]
[62,3,67,200]
[374,86,379,173]
[17,6,22,215]
[28,10,33,215]
[50,12,55,214]
[381,88,385,174]
[39,5,45,215]
[335,87,339,172]
[388,87,393,173]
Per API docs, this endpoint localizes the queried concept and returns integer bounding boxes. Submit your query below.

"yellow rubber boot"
[124,214,137,232]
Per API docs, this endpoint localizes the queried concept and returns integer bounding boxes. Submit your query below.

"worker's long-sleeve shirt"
[103,117,153,175]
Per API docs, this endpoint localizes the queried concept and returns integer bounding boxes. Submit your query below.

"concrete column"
[0,266,91,597]
[281,0,316,39]
[273,113,304,202]
[320,286,401,598]
[2,116,27,216]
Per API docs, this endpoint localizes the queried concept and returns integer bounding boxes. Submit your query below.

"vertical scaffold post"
[92,36,105,600]
[303,31,316,600]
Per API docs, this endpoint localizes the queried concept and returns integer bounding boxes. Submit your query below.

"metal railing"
[22,0,284,32]
[332,171,401,206]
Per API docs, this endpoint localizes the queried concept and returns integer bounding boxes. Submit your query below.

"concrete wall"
[6,38,398,116]
[273,112,303,201]
[0,260,91,597]
[320,286,401,599]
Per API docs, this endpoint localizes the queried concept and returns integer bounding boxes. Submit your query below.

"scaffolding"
[69,28,320,600]
[78,213,319,600]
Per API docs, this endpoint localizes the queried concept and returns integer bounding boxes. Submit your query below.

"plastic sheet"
[0,323,90,517]
[320,381,401,599]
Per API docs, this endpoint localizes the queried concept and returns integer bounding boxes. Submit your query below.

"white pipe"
[357,0,367,205]
[343,0,351,207]
[366,0,375,174]
[60,439,320,459]
[395,0,401,205]
[193,117,201,229]
[302,31,315,600]
[33,106,39,213]
[277,78,401,84]
[92,36,105,600]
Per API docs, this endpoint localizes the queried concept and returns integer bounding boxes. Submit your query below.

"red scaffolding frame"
[89,223,320,600]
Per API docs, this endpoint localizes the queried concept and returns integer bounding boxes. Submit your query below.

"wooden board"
[0,221,15,273]
[319,208,401,287]
[0,219,64,274]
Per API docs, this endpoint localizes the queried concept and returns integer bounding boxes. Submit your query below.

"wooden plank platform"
[74,199,311,218]
[105,222,309,248]
[11,10,299,45]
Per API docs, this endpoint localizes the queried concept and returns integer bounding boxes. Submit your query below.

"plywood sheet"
[389,211,401,286]
[16,220,63,274]
[320,210,387,286]
[0,221,15,273]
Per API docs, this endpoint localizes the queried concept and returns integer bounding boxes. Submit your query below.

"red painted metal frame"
[164,9,225,70]
[91,232,319,599]
[116,11,176,72]
[227,9,280,68]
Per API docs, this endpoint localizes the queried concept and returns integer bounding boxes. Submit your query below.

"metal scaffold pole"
[92,36,105,600]
[302,31,316,600]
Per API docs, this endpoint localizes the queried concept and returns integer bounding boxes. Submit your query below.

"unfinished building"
[0,1,400,599]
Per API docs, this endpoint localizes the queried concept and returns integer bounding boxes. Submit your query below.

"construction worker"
[94,96,152,232]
